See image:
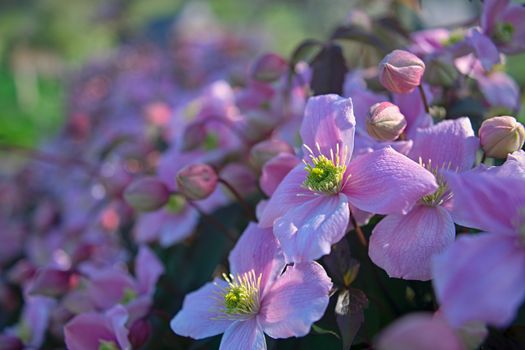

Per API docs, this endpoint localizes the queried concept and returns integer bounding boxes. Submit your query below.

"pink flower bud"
[379,50,425,94]
[28,268,75,297]
[220,163,258,196]
[176,164,218,200]
[124,177,170,212]
[250,139,294,169]
[250,53,288,83]
[128,318,151,349]
[479,116,525,158]
[366,102,407,141]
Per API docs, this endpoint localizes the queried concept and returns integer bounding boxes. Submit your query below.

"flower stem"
[349,209,368,247]
[418,84,430,114]
[218,178,257,222]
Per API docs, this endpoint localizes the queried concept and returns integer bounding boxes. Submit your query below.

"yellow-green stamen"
[99,340,119,350]
[493,22,514,44]
[419,158,454,207]
[303,143,347,194]
[214,270,261,319]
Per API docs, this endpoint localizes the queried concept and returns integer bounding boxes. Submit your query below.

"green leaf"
[311,324,340,339]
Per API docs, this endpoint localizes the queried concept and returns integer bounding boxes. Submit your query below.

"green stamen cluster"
[121,287,137,305]
[419,158,452,207]
[166,194,186,214]
[99,340,119,350]
[220,270,261,317]
[493,22,514,44]
[303,155,346,194]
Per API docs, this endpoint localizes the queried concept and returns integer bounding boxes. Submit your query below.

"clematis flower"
[259,94,437,263]
[432,172,525,328]
[170,223,332,349]
[64,304,131,350]
[369,118,479,280]
[480,0,525,54]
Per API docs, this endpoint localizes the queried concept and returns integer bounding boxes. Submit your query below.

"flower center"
[419,158,453,207]
[99,340,119,350]
[493,22,514,44]
[165,194,186,213]
[303,143,347,194]
[215,270,261,319]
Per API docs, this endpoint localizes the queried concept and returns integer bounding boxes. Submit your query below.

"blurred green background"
[0,0,523,147]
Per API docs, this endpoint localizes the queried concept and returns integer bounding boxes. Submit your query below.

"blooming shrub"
[1,1,525,349]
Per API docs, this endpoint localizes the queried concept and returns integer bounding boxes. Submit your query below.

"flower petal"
[259,262,332,338]
[274,194,349,263]
[375,312,463,350]
[433,233,525,327]
[228,223,284,292]
[135,245,164,295]
[445,171,525,234]
[170,280,234,339]
[409,118,479,171]
[219,319,267,350]
[300,95,356,164]
[343,147,438,215]
[260,153,300,197]
[369,205,455,281]
[258,164,313,228]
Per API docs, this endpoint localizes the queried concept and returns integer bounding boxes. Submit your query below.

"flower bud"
[424,56,459,88]
[124,177,170,212]
[176,164,218,200]
[28,268,75,297]
[479,116,525,158]
[128,318,151,349]
[366,102,407,141]
[379,50,425,94]
[250,53,288,83]
[250,139,294,170]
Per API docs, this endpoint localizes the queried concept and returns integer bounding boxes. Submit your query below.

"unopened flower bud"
[424,56,459,88]
[28,268,75,297]
[129,318,151,349]
[124,177,170,212]
[176,164,218,200]
[366,102,407,141]
[250,53,288,83]
[479,116,525,158]
[250,139,294,170]
[379,50,425,94]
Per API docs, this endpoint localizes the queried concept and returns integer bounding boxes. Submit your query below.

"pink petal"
[65,313,116,350]
[343,147,438,215]
[481,0,508,33]
[375,312,463,350]
[433,233,525,327]
[135,246,164,295]
[258,164,313,228]
[170,280,234,339]
[259,262,332,338]
[499,4,525,54]
[274,194,349,263]
[409,118,479,171]
[466,28,500,71]
[369,205,455,281]
[219,318,267,350]
[299,95,355,164]
[228,223,284,293]
[260,153,300,196]
[445,172,525,234]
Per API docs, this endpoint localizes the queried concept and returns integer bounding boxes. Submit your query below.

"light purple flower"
[64,304,131,350]
[432,172,525,327]
[259,94,438,262]
[170,223,332,349]
[477,71,520,112]
[481,0,525,54]
[369,118,479,280]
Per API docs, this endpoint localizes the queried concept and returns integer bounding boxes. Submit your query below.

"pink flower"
[432,172,525,327]
[170,223,332,349]
[259,94,437,262]
[369,118,479,280]
[481,0,525,54]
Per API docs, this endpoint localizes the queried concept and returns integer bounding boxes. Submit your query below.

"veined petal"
[273,194,349,263]
[170,280,234,339]
[343,147,438,215]
[260,153,300,197]
[445,171,525,234]
[219,319,267,350]
[433,233,525,327]
[259,262,332,338]
[369,206,455,281]
[409,118,479,172]
[300,95,356,164]
[258,164,313,228]
[228,223,284,293]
